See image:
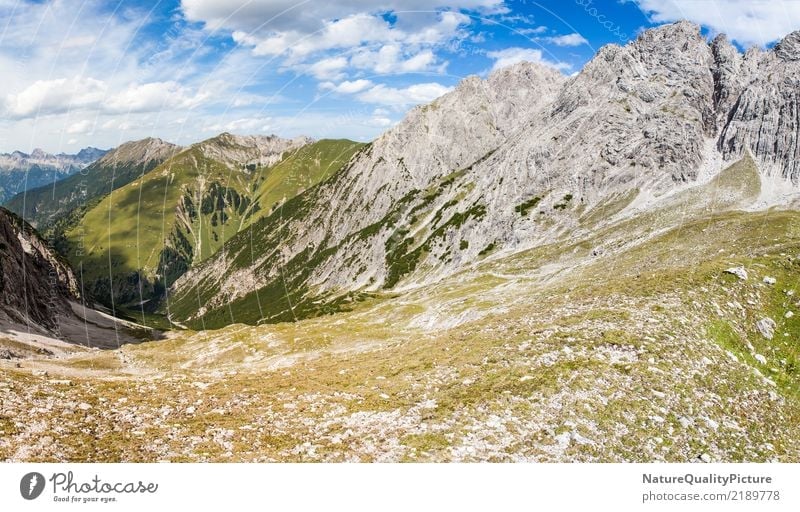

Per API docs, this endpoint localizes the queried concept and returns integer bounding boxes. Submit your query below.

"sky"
[1,0,799,153]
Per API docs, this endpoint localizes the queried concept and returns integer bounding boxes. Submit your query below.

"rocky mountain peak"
[194,132,312,170]
[775,30,800,60]
[95,137,181,168]
[75,146,109,161]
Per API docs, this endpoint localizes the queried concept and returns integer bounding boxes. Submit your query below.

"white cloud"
[518,26,548,36]
[320,79,375,94]
[3,78,210,120]
[367,115,393,127]
[204,117,273,133]
[487,47,569,72]
[358,82,452,105]
[229,10,474,61]
[3,77,106,119]
[106,81,208,114]
[308,56,349,80]
[60,35,97,49]
[544,33,588,47]
[67,120,94,134]
[351,46,444,74]
[633,0,800,47]
[182,0,503,35]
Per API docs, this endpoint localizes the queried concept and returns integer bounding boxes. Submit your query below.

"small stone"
[754,353,767,365]
[185,406,196,414]
[785,311,794,319]
[519,375,534,382]
[77,403,92,411]
[763,276,777,285]
[756,318,776,339]
[699,453,711,463]
[724,266,748,280]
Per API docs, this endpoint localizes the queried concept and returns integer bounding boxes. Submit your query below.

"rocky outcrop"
[0,207,79,332]
[717,31,800,182]
[91,137,180,171]
[195,133,312,170]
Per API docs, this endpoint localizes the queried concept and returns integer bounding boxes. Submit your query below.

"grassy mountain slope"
[3,181,799,461]
[4,139,179,229]
[65,137,363,310]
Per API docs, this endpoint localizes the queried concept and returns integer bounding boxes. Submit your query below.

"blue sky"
[1,0,799,153]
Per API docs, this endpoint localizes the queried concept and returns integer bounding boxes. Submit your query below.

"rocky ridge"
[4,137,181,229]
[168,22,800,328]
[0,146,107,203]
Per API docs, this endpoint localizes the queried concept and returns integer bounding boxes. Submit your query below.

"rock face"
[166,22,800,328]
[0,146,107,203]
[717,30,800,182]
[4,138,181,229]
[0,207,80,332]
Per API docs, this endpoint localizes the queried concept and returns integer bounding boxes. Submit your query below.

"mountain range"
[2,21,800,462]
[0,146,107,203]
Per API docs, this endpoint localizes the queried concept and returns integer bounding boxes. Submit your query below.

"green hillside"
[4,138,179,229]
[65,138,363,312]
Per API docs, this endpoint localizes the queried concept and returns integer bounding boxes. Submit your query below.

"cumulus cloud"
[228,10,474,61]
[351,46,444,74]
[2,77,209,120]
[106,81,209,113]
[308,56,349,80]
[320,79,375,94]
[3,77,106,119]
[633,0,800,47]
[358,82,452,105]
[543,33,588,47]
[487,47,569,72]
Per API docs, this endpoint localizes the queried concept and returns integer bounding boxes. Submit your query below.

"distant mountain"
[5,138,181,229]
[0,146,107,203]
[165,21,800,329]
[61,133,363,313]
